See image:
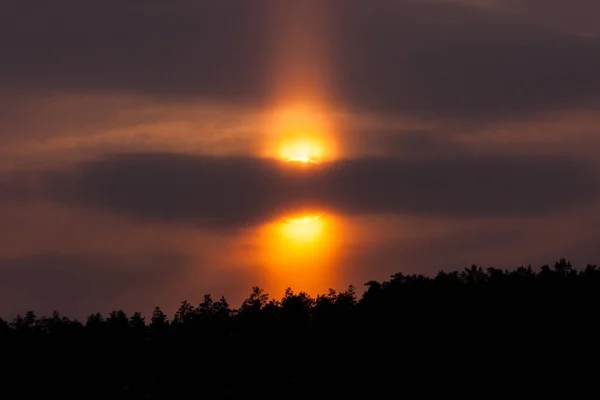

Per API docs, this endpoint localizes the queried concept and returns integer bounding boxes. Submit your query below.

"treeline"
[1,258,599,398]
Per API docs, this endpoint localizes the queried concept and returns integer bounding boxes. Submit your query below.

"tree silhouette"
[1,258,599,397]
[149,306,169,336]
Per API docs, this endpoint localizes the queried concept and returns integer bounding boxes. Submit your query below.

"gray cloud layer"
[7,152,591,228]
[2,0,600,120]
[453,0,600,35]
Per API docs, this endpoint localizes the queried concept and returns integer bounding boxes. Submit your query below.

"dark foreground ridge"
[2,258,600,398]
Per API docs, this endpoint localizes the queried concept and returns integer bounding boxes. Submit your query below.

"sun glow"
[285,156,319,164]
[284,214,323,224]
[281,214,324,243]
[278,136,325,162]
[279,137,325,162]
[263,104,336,162]
[253,212,339,297]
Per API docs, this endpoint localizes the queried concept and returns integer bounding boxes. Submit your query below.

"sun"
[283,214,323,224]
[280,214,325,243]
[285,156,319,164]
[252,211,340,298]
[263,104,336,162]
[278,137,325,163]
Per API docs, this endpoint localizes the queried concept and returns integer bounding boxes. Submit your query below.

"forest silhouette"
[2,258,599,398]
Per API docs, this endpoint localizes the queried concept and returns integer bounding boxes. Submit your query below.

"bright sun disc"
[278,138,325,162]
[283,214,322,224]
[264,104,335,162]
[285,156,319,164]
[280,214,325,243]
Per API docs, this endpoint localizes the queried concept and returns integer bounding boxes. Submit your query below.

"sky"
[1,0,600,318]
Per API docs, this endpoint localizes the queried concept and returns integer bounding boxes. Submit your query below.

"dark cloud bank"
[13,152,594,229]
[2,0,600,120]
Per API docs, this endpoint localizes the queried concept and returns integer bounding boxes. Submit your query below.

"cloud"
[0,0,274,102]
[329,1,600,119]
[344,128,469,159]
[1,0,600,120]
[442,1,600,36]
[15,151,595,228]
[0,252,189,318]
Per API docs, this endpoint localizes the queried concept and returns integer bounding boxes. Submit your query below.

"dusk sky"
[1,0,600,318]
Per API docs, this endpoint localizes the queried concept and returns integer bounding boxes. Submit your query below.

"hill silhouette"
[1,258,599,398]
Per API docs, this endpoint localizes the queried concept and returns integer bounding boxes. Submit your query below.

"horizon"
[2,257,595,318]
